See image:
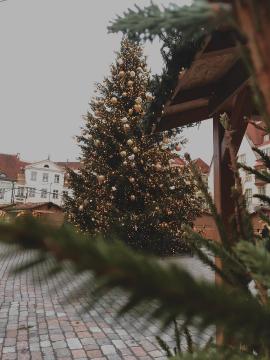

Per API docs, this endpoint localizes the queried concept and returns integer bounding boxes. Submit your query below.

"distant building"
[0,154,80,206]
[209,117,270,213]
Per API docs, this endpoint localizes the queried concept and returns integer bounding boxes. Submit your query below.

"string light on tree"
[64,38,202,256]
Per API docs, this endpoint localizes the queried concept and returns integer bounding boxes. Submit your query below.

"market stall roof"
[158,29,252,131]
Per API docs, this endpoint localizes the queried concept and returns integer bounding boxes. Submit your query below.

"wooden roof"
[158,30,251,131]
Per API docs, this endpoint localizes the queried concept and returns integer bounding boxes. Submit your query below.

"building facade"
[209,118,270,213]
[0,154,80,206]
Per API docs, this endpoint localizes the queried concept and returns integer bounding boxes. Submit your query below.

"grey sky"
[0,0,212,164]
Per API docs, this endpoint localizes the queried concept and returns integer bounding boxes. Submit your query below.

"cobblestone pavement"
[0,246,213,360]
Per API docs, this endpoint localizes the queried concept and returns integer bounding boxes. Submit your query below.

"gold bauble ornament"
[120,151,127,157]
[94,139,100,146]
[135,97,142,104]
[79,204,84,211]
[119,71,125,78]
[155,163,162,171]
[128,154,135,160]
[123,161,128,166]
[130,71,136,77]
[175,144,181,151]
[132,147,139,153]
[130,195,136,201]
[97,175,105,184]
[128,109,133,115]
[163,137,169,144]
[122,92,127,97]
[112,186,117,191]
[93,124,98,129]
[123,124,130,131]
[88,134,93,139]
[111,97,118,105]
[121,117,128,123]
[129,177,135,183]
[127,139,133,146]
[128,80,133,87]
[146,92,153,101]
[134,104,142,112]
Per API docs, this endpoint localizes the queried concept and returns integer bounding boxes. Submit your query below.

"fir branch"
[185,229,249,288]
[184,153,228,248]
[235,241,270,289]
[108,2,232,41]
[239,163,270,185]
[252,147,270,169]
[1,218,270,347]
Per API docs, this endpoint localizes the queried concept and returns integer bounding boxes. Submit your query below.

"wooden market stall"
[158,29,255,241]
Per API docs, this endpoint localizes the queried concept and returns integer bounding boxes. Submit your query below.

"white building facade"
[0,173,14,205]
[0,154,79,206]
[209,119,269,213]
[15,160,73,206]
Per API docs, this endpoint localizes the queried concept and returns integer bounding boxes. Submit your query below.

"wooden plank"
[165,98,209,115]
[156,106,209,131]
[221,87,253,161]
[171,84,215,105]
[209,60,250,115]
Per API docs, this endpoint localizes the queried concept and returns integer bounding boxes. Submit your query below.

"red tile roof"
[170,157,185,167]
[56,161,80,171]
[193,158,210,174]
[0,154,29,181]
[246,120,266,146]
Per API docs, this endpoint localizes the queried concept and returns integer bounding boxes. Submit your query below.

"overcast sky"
[0,0,212,164]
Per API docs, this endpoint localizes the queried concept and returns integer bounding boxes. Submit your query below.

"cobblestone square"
[0,246,213,359]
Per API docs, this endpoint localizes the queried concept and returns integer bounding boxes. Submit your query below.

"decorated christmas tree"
[65,38,202,255]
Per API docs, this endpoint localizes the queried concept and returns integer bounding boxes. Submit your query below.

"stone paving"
[0,245,214,360]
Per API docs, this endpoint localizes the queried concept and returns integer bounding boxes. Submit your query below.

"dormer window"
[42,173,49,182]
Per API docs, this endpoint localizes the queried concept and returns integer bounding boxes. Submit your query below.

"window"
[258,186,266,196]
[263,148,270,157]
[42,173,49,182]
[17,187,24,197]
[245,188,253,206]
[28,188,36,198]
[0,188,4,199]
[54,174,60,183]
[52,190,58,199]
[238,154,246,164]
[245,171,252,182]
[264,134,270,142]
[41,189,47,198]
[31,171,37,181]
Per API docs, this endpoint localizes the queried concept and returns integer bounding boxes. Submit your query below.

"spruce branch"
[236,241,270,290]
[108,2,232,41]
[1,217,270,347]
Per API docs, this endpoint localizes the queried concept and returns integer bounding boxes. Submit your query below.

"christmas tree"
[65,38,202,255]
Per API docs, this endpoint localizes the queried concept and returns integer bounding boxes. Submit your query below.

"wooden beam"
[156,106,209,131]
[209,59,250,115]
[221,87,254,161]
[171,84,215,105]
[165,98,209,115]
